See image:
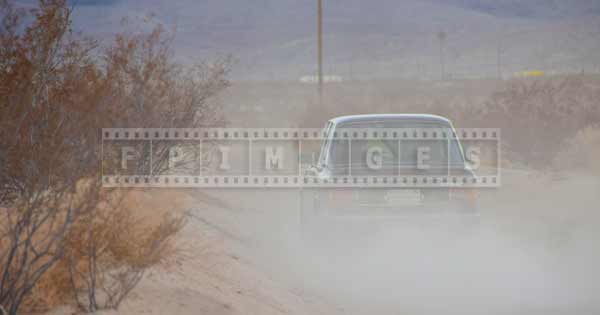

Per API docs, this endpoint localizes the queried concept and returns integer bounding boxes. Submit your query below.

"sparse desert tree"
[0,1,230,314]
[63,18,227,311]
[0,1,104,314]
[102,19,230,174]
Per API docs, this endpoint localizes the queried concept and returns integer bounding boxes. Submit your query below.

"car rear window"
[321,120,465,174]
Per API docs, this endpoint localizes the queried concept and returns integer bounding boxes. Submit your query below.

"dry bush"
[296,76,600,169]
[62,193,186,312]
[24,191,187,313]
[0,1,228,314]
[477,76,600,168]
[284,79,496,128]
[24,255,72,313]
[102,18,230,175]
[553,126,600,175]
[103,18,230,130]
[0,1,103,313]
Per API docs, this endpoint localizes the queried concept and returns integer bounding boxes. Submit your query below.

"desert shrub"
[22,192,186,313]
[63,193,186,312]
[553,126,600,174]
[0,1,228,314]
[478,77,600,168]
[295,76,600,169]
[0,1,104,313]
[295,76,600,170]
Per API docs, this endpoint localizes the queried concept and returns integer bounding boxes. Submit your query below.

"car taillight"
[450,188,478,207]
[328,190,354,207]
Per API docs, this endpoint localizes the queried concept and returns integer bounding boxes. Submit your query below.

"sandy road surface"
[102,170,600,315]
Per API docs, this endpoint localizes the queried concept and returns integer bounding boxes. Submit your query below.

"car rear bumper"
[306,187,476,213]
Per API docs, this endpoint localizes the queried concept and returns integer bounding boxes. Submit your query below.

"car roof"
[329,114,452,125]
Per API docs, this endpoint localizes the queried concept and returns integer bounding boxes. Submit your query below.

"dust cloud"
[209,171,600,314]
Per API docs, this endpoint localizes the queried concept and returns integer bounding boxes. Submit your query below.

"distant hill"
[427,0,600,19]
[58,0,600,80]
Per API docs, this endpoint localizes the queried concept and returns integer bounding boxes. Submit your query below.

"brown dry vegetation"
[223,75,600,170]
[554,126,600,175]
[0,0,228,314]
[478,77,600,168]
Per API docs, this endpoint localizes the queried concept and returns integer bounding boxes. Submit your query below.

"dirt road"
[109,170,600,315]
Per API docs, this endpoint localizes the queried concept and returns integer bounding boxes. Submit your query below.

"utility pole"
[437,31,446,81]
[317,0,323,105]
[497,40,503,80]
[496,28,508,80]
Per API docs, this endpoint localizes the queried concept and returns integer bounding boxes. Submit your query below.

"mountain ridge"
[51,0,600,79]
